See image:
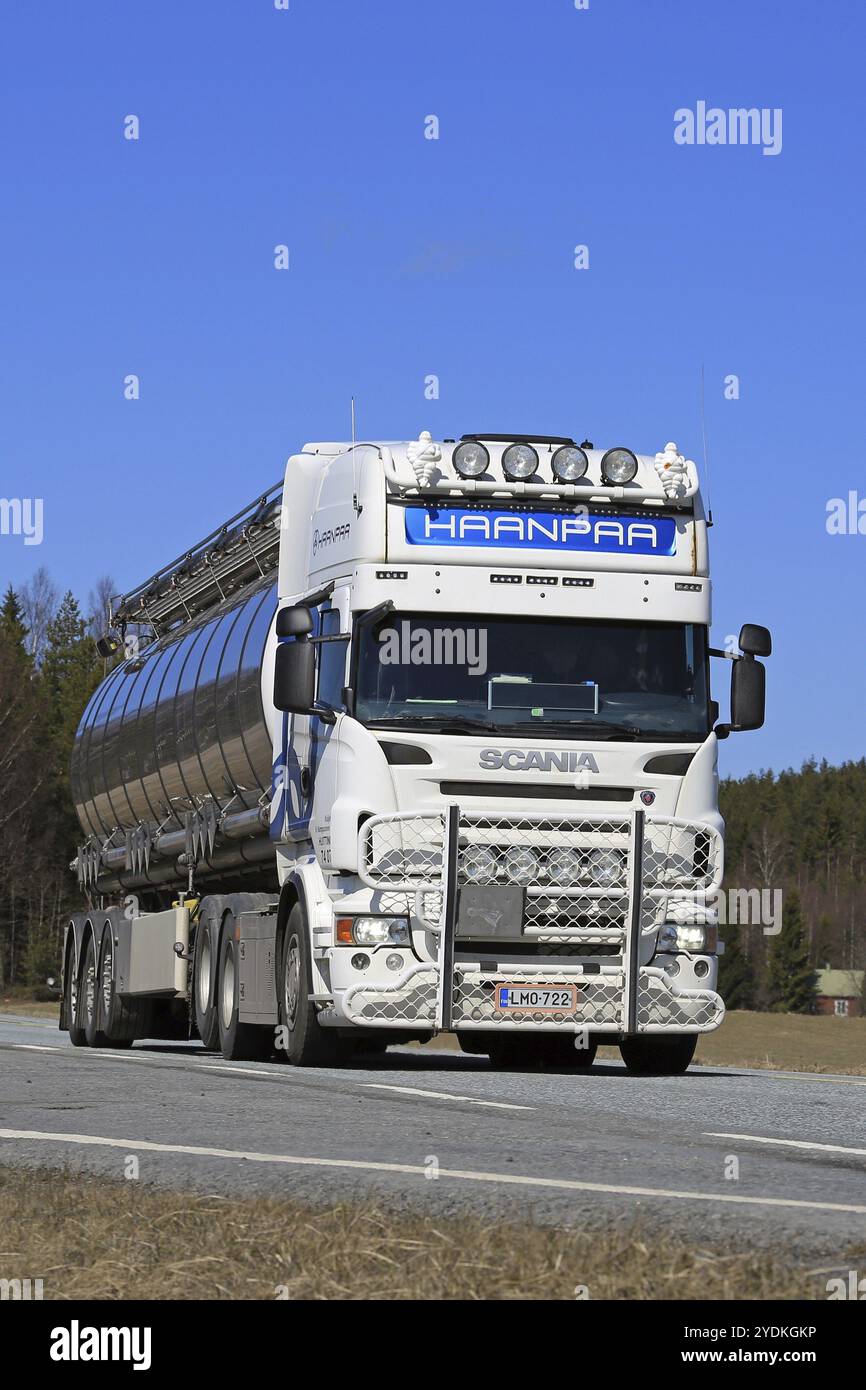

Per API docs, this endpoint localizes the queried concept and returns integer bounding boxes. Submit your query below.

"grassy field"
[3,997,865,1072]
[0,1164,842,1301]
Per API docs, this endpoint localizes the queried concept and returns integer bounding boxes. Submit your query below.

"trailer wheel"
[619,1034,697,1075]
[277,904,345,1067]
[193,915,220,1051]
[217,913,272,1062]
[64,942,86,1048]
[80,933,108,1048]
[97,926,144,1047]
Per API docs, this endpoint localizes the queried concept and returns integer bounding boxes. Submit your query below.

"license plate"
[496,983,578,1014]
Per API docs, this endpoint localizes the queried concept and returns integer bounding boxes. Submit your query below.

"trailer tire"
[80,933,108,1048]
[64,941,86,1048]
[277,903,345,1067]
[193,914,221,1052]
[97,925,145,1047]
[217,912,273,1062]
[619,1033,697,1075]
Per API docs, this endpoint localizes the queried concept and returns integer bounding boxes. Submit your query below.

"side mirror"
[276,605,313,639]
[274,640,316,713]
[739,623,772,658]
[730,655,766,732]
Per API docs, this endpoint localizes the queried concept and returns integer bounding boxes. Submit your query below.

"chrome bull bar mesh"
[355,807,724,1035]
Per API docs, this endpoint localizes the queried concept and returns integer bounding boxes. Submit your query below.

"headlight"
[503,846,538,884]
[587,848,624,887]
[462,844,498,884]
[551,445,589,483]
[342,916,410,946]
[673,923,708,953]
[502,443,539,480]
[453,441,490,478]
[545,847,582,885]
[600,447,638,484]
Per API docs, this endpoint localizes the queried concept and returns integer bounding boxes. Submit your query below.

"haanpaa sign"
[404,506,677,557]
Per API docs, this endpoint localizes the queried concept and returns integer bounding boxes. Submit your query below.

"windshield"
[354,613,709,740]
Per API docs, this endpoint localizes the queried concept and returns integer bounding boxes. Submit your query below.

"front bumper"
[345,808,724,1036]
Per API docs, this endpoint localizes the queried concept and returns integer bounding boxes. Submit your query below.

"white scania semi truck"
[63,431,770,1073]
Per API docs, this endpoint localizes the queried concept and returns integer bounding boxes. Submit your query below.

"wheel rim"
[100,937,113,1020]
[83,945,96,1026]
[197,931,212,1015]
[221,942,235,1031]
[283,935,300,1029]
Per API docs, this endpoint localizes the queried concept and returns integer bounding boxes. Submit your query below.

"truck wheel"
[619,1034,697,1075]
[278,903,344,1067]
[193,915,220,1051]
[64,943,86,1048]
[80,933,107,1048]
[217,913,272,1062]
[97,927,143,1047]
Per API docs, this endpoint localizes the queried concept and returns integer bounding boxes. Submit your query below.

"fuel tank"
[71,575,277,841]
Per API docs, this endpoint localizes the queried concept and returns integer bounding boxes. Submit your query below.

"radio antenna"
[700,363,714,526]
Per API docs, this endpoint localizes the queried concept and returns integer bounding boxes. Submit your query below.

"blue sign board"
[404,506,677,557]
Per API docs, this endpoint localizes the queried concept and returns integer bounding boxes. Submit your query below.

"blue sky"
[0,0,862,779]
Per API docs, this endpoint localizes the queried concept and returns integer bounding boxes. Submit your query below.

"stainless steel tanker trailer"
[62,431,770,1072]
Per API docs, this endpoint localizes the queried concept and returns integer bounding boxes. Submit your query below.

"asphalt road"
[1,1013,864,1259]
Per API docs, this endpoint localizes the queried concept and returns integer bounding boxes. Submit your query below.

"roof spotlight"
[551,445,589,482]
[453,441,490,478]
[600,447,639,484]
[502,443,539,480]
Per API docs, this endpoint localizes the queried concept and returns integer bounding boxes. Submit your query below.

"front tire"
[278,904,345,1067]
[619,1033,697,1075]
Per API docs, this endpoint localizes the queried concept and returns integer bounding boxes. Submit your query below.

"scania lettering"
[62,432,770,1075]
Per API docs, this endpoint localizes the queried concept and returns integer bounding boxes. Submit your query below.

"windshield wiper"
[365,715,496,734]
[507,719,643,740]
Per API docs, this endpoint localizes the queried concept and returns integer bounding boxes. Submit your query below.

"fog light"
[385,952,404,972]
[351,953,370,971]
[663,957,680,977]
[694,959,710,979]
[503,846,538,884]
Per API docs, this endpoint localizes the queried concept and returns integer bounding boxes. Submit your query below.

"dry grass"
[0,1165,825,1301]
[0,997,61,1019]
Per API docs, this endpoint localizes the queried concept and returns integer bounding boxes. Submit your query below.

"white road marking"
[707,1132,866,1158]
[199,1065,280,1079]
[9,1044,62,1053]
[765,1073,866,1087]
[363,1083,532,1111]
[1,1127,865,1216]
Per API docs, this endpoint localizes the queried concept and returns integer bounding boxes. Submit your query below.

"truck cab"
[268,432,770,1072]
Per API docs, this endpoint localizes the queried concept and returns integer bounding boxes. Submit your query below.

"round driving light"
[385,952,404,972]
[351,953,370,971]
[545,847,581,885]
[694,959,710,978]
[453,441,490,478]
[663,957,681,977]
[462,844,498,884]
[551,445,589,483]
[503,846,539,884]
[600,447,639,484]
[502,443,539,480]
[587,848,623,887]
